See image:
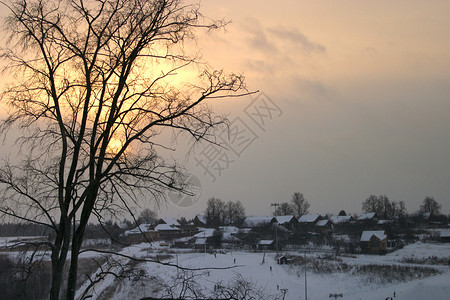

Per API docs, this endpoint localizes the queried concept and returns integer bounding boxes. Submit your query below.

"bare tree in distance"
[0,0,250,299]
[224,200,246,226]
[362,195,407,219]
[419,196,441,216]
[138,208,158,225]
[204,197,225,227]
[290,192,309,218]
[274,202,294,216]
[273,193,309,217]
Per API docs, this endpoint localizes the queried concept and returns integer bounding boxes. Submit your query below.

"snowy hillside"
[81,242,450,300]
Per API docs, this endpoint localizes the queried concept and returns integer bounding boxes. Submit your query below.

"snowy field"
[79,242,450,300]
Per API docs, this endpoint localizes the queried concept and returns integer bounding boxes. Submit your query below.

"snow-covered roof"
[219,226,240,242]
[357,213,378,220]
[298,214,321,223]
[244,216,276,227]
[258,240,274,245]
[440,230,450,238]
[124,223,152,236]
[193,228,216,238]
[330,215,353,224]
[219,226,239,234]
[195,215,206,224]
[274,215,296,224]
[116,222,129,229]
[360,231,387,242]
[195,237,206,245]
[173,236,192,243]
[159,218,180,227]
[222,234,241,242]
[154,224,180,231]
[315,220,331,227]
[377,220,392,225]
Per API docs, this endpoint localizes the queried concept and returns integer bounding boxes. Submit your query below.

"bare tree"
[224,200,246,226]
[290,192,309,218]
[0,0,248,299]
[362,195,406,219]
[419,196,441,216]
[204,197,225,227]
[138,208,158,225]
[150,271,280,300]
[274,202,294,216]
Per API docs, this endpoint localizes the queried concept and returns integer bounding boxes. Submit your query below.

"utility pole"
[305,265,308,300]
[204,229,206,254]
[275,223,278,254]
[271,203,279,254]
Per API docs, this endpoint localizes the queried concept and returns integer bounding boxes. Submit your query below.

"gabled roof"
[244,216,276,227]
[360,230,387,242]
[193,228,216,238]
[274,215,297,224]
[357,213,378,220]
[330,215,353,224]
[315,220,331,227]
[298,214,321,223]
[124,223,152,236]
[154,224,180,231]
[194,215,206,224]
[159,218,180,227]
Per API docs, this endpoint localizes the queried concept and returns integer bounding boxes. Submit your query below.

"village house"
[276,255,290,265]
[360,230,388,254]
[329,215,354,225]
[274,215,299,231]
[315,219,333,232]
[156,217,181,227]
[219,226,241,248]
[298,214,323,232]
[257,239,275,251]
[122,224,159,243]
[153,224,182,240]
[193,215,207,227]
[243,216,277,228]
[298,214,323,224]
[440,230,450,243]
[356,212,379,224]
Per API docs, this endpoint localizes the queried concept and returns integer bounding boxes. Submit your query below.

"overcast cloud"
[1,1,449,220]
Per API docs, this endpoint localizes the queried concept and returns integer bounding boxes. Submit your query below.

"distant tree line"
[361,195,443,219]
[274,192,310,218]
[361,195,407,219]
[204,198,246,227]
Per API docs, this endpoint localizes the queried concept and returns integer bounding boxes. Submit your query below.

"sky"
[165,0,450,218]
[1,1,449,219]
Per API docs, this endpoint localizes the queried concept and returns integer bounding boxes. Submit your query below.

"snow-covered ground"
[78,241,450,300]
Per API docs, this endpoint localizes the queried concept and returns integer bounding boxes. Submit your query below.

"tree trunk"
[50,257,64,300]
[66,191,98,300]
[50,219,72,300]
[66,234,83,300]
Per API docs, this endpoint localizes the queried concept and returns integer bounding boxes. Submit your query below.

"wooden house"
[360,230,387,254]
